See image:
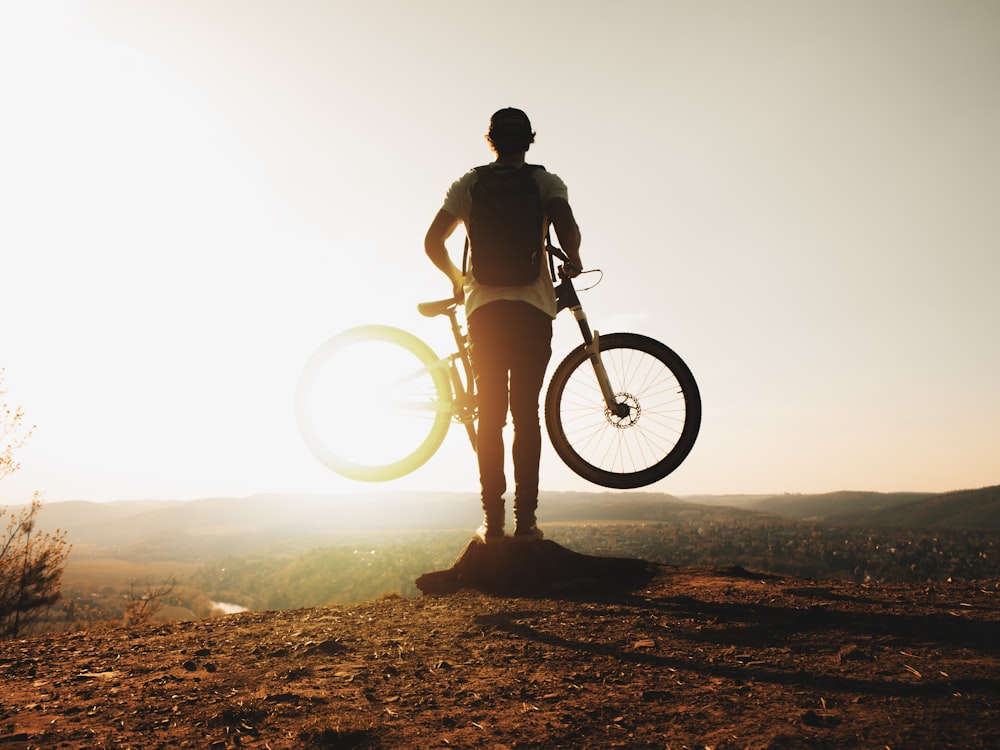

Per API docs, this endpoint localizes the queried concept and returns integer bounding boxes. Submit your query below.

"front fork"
[570,305,629,419]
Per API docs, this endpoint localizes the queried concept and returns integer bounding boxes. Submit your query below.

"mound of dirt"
[416,538,656,595]
[1,545,998,748]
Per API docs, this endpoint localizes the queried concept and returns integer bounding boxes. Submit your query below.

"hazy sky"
[2,1,998,504]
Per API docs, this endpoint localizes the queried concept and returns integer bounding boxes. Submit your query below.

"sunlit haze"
[2,1,997,504]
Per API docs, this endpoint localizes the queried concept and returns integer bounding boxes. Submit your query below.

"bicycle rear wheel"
[545,332,700,489]
[295,325,452,482]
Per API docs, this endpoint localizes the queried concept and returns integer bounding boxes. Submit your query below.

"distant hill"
[829,485,1000,530]
[730,491,936,520]
[31,491,775,560]
[681,487,1000,530]
[24,485,999,561]
[35,493,486,559]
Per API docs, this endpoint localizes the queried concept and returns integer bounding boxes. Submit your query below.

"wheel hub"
[606,393,640,428]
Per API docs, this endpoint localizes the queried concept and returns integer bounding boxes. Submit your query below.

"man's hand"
[450,270,466,302]
[560,261,581,279]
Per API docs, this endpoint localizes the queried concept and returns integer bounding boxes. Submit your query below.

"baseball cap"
[488,108,534,141]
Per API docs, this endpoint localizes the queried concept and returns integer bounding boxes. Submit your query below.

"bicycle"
[295,246,701,490]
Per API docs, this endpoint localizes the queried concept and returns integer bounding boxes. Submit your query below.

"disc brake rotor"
[605,393,640,428]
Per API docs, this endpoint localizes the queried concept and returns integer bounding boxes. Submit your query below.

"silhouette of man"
[425,108,582,543]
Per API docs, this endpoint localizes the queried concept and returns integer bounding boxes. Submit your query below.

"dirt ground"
[1,560,998,749]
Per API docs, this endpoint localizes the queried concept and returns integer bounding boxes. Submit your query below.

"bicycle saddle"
[417,298,460,318]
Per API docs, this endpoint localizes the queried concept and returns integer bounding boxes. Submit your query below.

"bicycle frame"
[443,307,478,449]
[419,252,629,453]
[416,298,479,450]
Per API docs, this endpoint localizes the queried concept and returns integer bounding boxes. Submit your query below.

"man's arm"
[424,209,465,299]
[546,197,582,277]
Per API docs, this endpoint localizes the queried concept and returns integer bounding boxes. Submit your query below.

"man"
[424,108,582,543]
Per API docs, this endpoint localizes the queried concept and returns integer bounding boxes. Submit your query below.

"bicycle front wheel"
[295,325,452,482]
[545,332,701,489]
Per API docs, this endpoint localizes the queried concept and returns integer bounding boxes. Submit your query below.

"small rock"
[801,709,842,728]
[838,645,874,663]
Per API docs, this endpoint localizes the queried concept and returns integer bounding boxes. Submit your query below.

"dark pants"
[467,300,553,526]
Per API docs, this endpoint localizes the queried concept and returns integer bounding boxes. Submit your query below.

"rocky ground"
[1,540,998,749]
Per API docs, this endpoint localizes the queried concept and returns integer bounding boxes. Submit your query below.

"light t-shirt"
[441,163,569,320]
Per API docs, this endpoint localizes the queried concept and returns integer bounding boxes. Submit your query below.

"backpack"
[464,164,547,286]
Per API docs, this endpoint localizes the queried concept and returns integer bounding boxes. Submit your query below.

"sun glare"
[295,327,453,483]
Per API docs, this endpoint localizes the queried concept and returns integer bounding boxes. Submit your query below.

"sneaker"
[513,524,544,541]
[475,524,505,544]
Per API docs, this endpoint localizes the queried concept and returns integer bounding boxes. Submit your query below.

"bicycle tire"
[545,332,701,489]
[295,325,452,482]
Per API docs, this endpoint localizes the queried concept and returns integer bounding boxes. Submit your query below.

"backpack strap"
[546,226,556,281]
[462,166,490,276]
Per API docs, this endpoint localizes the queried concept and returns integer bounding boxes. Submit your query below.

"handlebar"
[418,242,592,319]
